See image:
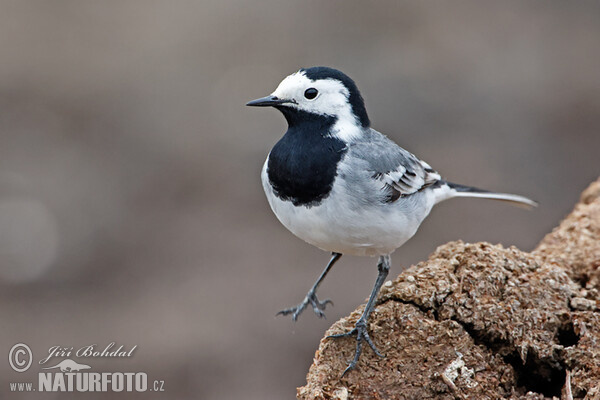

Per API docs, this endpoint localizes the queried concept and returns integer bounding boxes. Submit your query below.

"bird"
[246,66,537,376]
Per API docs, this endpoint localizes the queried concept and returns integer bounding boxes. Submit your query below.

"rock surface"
[298,178,600,400]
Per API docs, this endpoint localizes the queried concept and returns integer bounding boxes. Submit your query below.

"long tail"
[440,181,538,209]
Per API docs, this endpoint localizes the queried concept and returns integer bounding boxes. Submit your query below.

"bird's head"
[247,67,370,132]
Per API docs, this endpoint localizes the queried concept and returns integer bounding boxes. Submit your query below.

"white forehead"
[271,71,349,99]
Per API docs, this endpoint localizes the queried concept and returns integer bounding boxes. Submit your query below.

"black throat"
[267,108,347,207]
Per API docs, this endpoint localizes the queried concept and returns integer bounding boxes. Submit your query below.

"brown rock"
[535,178,600,291]
[298,178,600,400]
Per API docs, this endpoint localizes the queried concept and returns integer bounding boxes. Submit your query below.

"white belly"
[261,160,436,257]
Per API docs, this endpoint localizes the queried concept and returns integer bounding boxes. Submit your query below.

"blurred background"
[1,1,599,399]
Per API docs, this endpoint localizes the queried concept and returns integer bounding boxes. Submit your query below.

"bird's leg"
[278,252,342,321]
[327,254,390,377]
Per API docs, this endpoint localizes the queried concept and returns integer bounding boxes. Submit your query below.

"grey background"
[1,1,599,399]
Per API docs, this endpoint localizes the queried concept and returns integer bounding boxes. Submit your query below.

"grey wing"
[347,129,441,203]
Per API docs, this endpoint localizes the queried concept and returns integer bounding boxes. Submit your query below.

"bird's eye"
[304,88,318,100]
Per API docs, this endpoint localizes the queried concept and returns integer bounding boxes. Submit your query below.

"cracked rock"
[298,177,600,400]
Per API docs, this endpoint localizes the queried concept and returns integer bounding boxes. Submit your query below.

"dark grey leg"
[327,254,390,377]
[278,252,342,321]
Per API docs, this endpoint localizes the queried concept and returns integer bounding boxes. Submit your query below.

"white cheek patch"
[312,79,362,142]
[303,79,348,115]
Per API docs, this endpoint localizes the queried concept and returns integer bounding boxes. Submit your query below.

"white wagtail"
[247,66,536,375]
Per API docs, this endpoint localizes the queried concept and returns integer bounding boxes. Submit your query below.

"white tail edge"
[450,191,538,209]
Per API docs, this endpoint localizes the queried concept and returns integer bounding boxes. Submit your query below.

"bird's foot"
[277,291,333,321]
[327,318,383,377]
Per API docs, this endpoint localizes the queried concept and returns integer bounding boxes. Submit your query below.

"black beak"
[246,95,295,107]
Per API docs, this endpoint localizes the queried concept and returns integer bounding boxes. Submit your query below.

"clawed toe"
[313,297,333,313]
[276,306,306,321]
[277,292,333,321]
[327,319,384,376]
[312,296,333,317]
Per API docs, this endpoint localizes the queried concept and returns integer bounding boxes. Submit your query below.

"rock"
[298,178,600,400]
[535,178,600,291]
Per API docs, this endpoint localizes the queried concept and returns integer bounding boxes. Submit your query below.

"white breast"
[261,158,438,257]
